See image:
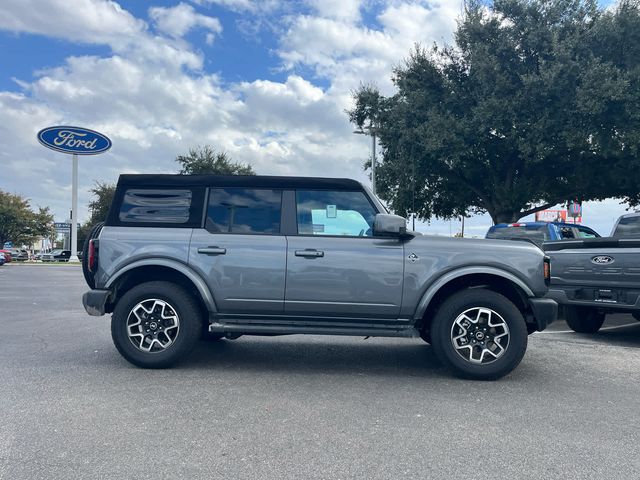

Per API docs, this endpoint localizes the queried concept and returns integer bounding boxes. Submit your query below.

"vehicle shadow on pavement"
[540,315,640,349]
[575,324,640,348]
[185,337,448,378]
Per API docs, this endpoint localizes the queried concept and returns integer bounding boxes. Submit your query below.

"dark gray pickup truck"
[82,174,556,379]
[544,213,640,333]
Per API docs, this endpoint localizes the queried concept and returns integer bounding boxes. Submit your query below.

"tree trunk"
[490,210,522,225]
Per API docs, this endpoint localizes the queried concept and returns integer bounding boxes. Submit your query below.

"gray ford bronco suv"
[82,174,556,379]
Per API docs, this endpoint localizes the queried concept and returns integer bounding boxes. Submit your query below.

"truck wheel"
[111,281,202,368]
[565,307,605,333]
[430,289,528,380]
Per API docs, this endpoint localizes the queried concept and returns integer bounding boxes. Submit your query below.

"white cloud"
[306,0,363,23]
[0,0,145,46]
[149,2,222,42]
[278,1,459,104]
[192,0,281,14]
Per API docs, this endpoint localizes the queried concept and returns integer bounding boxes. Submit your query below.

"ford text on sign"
[37,126,112,155]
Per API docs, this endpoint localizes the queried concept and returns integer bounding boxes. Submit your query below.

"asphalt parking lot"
[0,265,639,480]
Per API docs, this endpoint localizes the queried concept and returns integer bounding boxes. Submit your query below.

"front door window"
[296,190,377,237]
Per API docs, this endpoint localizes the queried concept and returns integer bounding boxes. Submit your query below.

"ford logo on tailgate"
[37,126,112,155]
[591,255,614,265]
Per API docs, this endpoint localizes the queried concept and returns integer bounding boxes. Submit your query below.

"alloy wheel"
[450,307,510,364]
[126,299,180,353]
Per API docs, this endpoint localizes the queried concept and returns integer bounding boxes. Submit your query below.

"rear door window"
[206,188,282,234]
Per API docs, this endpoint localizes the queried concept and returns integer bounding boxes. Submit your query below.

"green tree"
[349,0,640,224]
[78,181,116,250]
[86,182,116,226]
[175,145,255,175]
[0,190,54,246]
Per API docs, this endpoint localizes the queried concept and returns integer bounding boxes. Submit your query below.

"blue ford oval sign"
[37,126,112,155]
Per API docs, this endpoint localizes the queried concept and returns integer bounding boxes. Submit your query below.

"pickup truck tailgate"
[544,238,640,307]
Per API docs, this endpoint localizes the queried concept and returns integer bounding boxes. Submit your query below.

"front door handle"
[295,249,324,258]
[198,246,227,255]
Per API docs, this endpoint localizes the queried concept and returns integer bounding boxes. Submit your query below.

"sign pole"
[70,153,79,261]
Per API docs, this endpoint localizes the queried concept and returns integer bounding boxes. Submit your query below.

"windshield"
[613,216,640,238]
[50,249,63,255]
[486,226,548,245]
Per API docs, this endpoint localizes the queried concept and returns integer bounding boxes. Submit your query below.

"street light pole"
[371,130,376,196]
[353,125,377,196]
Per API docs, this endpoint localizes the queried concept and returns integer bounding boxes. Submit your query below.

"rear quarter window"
[113,187,205,227]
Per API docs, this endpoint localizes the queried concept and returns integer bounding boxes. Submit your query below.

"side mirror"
[374,214,412,238]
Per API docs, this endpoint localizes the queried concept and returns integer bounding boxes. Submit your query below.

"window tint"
[119,189,192,224]
[296,190,377,237]
[613,216,640,238]
[206,188,282,234]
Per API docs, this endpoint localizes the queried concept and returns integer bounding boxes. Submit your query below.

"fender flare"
[413,266,534,320]
[105,258,218,313]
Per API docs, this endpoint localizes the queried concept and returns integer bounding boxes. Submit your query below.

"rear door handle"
[198,246,227,255]
[295,249,324,258]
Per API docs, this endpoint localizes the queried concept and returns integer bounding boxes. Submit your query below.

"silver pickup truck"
[544,213,640,333]
[82,174,556,380]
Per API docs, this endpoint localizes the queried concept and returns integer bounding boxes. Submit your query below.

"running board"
[208,322,419,338]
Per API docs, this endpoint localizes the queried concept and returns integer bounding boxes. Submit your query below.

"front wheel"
[111,281,203,368]
[430,289,528,380]
[565,307,605,333]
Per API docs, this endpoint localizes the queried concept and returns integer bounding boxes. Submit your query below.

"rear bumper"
[82,289,111,316]
[528,297,558,331]
[546,288,640,310]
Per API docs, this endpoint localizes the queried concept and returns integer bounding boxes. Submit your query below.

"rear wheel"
[565,307,605,333]
[430,289,528,380]
[111,281,202,368]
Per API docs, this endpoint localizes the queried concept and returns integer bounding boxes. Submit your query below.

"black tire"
[82,222,104,288]
[111,281,203,368]
[565,307,605,333]
[430,289,528,380]
[419,330,431,344]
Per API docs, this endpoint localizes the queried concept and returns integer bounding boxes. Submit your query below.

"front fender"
[104,258,218,313]
[413,266,534,320]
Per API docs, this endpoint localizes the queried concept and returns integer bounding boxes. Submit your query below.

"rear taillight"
[88,239,98,272]
[543,257,551,285]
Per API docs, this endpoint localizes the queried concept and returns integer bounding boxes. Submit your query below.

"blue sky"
[0,0,626,237]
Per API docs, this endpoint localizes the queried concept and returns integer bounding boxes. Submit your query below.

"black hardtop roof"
[117,174,364,190]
